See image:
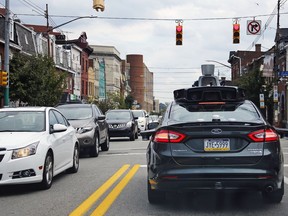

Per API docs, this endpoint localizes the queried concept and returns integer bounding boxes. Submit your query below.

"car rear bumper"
[148,166,283,192]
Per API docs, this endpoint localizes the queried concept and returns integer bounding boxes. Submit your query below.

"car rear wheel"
[101,134,110,151]
[39,152,53,190]
[90,135,99,157]
[262,179,284,204]
[67,144,80,173]
[147,179,165,204]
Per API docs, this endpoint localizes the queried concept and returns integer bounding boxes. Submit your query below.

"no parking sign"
[247,20,261,35]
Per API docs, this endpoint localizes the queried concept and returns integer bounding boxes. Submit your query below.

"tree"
[9,54,67,106]
[94,92,133,113]
[233,69,273,123]
[125,94,134,109]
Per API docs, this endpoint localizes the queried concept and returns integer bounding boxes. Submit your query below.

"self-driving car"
[143,86,284,204]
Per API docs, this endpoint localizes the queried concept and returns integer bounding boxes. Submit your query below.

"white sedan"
[0,107,80,189]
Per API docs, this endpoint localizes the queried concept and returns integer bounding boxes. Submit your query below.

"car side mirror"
[147,122,159,130]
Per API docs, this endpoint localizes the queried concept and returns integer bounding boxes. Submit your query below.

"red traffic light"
[176,25,182,32]
[176,24,183,46]
[233,24,240,44]
[233,24,240,31]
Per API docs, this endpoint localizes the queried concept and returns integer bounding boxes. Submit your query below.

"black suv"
[106,109,138,141]
[143,86,284,204]
[56,103,109,157]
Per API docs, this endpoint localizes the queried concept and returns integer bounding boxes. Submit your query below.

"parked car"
[142,86,284,204]
[106,109,138,141]
[0,107,79,189]
[132,109,149,133]
[56,103,109,157]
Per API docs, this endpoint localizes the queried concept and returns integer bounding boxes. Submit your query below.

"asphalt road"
[0,137,288,216]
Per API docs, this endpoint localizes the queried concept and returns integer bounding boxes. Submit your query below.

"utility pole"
[273,0,281,126]
[3,0,10,107]
[45,4,50,57]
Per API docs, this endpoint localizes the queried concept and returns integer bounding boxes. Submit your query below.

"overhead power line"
[15,11,288,21]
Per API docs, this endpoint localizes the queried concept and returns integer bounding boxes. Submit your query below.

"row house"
[89,45,122,99]
[1,7,155,111]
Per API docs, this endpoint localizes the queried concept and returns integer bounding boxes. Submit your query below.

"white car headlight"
[77,127,93,134]
[138,119,144,124]
[126,121,132,127]
[12,142,39,159]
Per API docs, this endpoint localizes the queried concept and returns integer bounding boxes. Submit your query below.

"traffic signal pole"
[3,0,10,107]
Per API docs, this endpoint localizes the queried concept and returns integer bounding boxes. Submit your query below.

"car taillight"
[153,129,186,143]
[248,128,279,142]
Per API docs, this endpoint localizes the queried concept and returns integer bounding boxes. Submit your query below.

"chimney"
[255,44,261,53]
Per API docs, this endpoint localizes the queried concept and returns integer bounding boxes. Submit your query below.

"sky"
[1,0,287,103]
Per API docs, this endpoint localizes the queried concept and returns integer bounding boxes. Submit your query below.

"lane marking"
[91,164,140,216]
[69,164,130,216]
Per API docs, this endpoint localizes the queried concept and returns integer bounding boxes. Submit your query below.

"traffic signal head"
[93,0,105,12]
[233,24,240,44]
[0,71,8,86]
[176,24,183,45]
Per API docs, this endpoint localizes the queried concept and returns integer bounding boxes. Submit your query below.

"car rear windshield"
[58,107,92,120]
[170,101,261,123]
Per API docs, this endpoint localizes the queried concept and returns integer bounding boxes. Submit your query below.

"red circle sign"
[247,20,261,34]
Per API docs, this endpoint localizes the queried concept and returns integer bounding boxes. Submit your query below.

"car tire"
[67,144,80,173]
[39,152,53,190]
[101,134,110,151]
[90,135,99,157]
[262,179,284,204]
[147,179,165,204]
[130,132,135,141]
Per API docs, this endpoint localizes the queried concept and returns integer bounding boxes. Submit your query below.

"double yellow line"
[69,164,140,216]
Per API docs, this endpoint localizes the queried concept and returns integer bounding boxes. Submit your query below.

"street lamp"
[231,55,242,76]
[206,60,231,80]
[206,60,231,69]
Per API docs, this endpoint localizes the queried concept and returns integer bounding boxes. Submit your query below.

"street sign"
[278,71,288,77]
[247,20,261,35]
[273,85,278,103]
[259,93,265,109]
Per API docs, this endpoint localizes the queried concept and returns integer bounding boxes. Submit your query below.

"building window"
[25,34,29,44]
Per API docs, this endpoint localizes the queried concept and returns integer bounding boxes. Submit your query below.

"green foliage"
[94,92,132,113]
[233,69,273,110]
[9,54,67,106]
[125,94,134,109]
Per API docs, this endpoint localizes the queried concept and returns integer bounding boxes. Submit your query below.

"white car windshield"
[0,111,45,132]
[132,110,145,118]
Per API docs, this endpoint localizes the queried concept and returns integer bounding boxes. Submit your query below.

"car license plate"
[204,138,230,151]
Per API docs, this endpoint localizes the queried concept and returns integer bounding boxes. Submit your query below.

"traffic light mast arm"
[47,16,98,32]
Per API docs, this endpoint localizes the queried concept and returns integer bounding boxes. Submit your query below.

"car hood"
[68,119,93,128]
[0,132,46,150]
